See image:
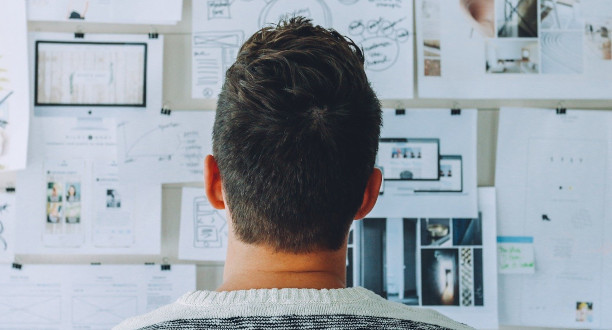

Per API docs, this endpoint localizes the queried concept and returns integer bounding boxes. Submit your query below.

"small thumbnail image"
[576,301,593,323]
[585,19,612,61]
[424,58,441,76]
[391,147,422,159]
[65,182,81,224]
[459,248,484,307]
[541,31,583,74]
[459,0,495,38]
[439,164,453,177]
[46,182,63,223]
[47,181,63,203]
[46,202,62,224]
[421,218,451,247]
[421,248,459,306]
[497,0,538,38]
[106,189,122,208]
[452,216,482,246]
[485,39,539,74]
[540,0,583,31]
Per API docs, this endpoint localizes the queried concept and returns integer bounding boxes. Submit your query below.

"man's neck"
[217,236,347,292]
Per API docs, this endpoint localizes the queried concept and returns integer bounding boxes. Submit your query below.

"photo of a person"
[46,181,63,223]
[64,182,81,224]
[106,189,121,208]
[576,302,593,322]
[46,202,62,223]
[47,182,62,203]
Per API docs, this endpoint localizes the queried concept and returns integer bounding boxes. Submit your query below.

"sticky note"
[497,236,535,274]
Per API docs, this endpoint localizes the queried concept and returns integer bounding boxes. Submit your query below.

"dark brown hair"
[213,17,381,253]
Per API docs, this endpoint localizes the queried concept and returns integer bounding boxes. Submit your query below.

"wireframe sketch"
[348,17,411,72]
[0,203,8,251]
[193,31,244,98]
[0,295,62,324]
[36,42,146,105]
[119,122,182,163]
[72,296,137,325]
[259,0,332,27]
[193,196,227,248]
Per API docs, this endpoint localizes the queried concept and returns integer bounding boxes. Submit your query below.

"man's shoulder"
[114,288,473,330]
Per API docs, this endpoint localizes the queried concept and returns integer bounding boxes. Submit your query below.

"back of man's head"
[214,17,381,253]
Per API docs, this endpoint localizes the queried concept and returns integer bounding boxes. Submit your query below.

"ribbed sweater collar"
[179,287,377,306]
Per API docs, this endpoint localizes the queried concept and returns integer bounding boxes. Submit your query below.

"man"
[116,17,470,329]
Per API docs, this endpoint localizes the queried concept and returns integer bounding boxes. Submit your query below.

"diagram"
[193,196,227,249]
[0,295,62,324]
[119,122,182,163]
[72,295,138,325]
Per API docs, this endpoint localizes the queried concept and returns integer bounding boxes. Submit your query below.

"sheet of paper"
[0,193,16,263]
[27,0,183,24]
[178,187,228,261]
[0,264,195,329]
[497,236,535,274]
[29,32,163,117]
[496,108,612,329]
[16,160,161,254]
[416,0,612,99]
[356,187,498,329]
[192,0,414,99]
[0,0,30,171]
[117,110,214,184]
[370,109,478,218]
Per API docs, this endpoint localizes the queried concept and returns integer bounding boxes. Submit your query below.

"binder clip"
[12,263,22,270]
[90,262,101,266]
[161,102,172,116]
[161,257,171,271]
[74,26,85,39]
[556,101,567,115]
[5,187,15,193]
[395,108,405,116]
[450,102,461,115]
[149,27,159,39]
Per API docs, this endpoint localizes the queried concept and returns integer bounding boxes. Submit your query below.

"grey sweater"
[114,287,473,329]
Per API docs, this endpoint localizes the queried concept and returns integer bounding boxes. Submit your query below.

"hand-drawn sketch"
[192,0,415,99]
[259,0,332,27]
[348,17,411,72]
[179,187,229,261]
[193,196,227,249]
[192,31,244,98]
[0,295,62,324]
[72,296,138,325]
[116,111,214,184]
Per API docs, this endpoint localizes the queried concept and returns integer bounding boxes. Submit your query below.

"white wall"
[10,1,610,329]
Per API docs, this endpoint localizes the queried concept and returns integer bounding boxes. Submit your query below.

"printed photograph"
[385,219,419,306]
[421,218,451,247]
[459,248,484,307]
[585,18,612,61]
[576,301,593,323]
[106,189,122,208]
[46,181,63,223]
[459,0,495,38]
[541,0,583,30]
[421,248,459,306]
[497,0,538,38]
[424,58,441,76]
[421,0,442,76]
[541,31,584,74]
[453,216,482,246]
[486,39,539,74]
[65,182,81,224]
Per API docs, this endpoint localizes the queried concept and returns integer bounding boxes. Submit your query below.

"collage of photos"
[420,0,441,76]
[46,179,81,225]
[359,215,484,308]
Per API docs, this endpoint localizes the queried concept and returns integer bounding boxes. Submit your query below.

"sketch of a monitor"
[411,155,463,193]
[30,33,162,117]
[35,41,146,107]
[377,138,440,181]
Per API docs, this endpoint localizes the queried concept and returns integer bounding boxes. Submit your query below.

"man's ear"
[204,154,225,210]
[354,168,382,220]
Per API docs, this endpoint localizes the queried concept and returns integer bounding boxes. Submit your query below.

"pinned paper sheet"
[497,236,535,274]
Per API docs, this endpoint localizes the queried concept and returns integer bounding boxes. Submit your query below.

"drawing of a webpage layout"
[192,0,413,99]
[16,118,161,254]
[370,109,478,218]
[0,0,30,171]
[0,264,195,329]
[416,0,612,99]
[496,108,612,329]
[358,188,498,329]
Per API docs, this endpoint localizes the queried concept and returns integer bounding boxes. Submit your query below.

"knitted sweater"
[114,287,473,329]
